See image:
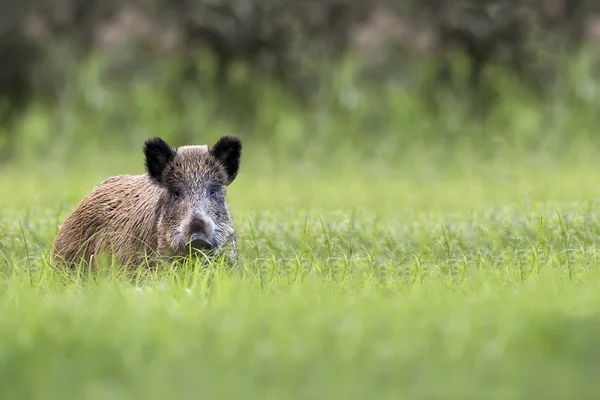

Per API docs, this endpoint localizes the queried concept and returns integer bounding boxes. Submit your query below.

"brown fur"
[51,136,242,269]
[52,175,163,267]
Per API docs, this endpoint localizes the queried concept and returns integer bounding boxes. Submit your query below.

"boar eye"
[172,188,182,199]
[208,185,222,200]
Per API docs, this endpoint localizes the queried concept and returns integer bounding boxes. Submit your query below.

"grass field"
[2,51,600,398]
[2,151,600,399]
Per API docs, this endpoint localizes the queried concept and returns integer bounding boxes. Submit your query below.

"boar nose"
[189,233,214,251]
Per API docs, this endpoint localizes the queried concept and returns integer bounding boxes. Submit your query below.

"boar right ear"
[210,135,242,185]
[143,137,176,184]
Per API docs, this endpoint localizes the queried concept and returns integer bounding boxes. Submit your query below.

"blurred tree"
[0,0,597,132]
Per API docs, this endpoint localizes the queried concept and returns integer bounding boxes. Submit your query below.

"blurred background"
[0,0,600,178]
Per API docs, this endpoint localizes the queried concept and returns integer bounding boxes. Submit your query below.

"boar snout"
[189,232,214,251]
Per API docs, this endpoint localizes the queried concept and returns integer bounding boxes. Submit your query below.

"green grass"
[3,48,600,398]
[2,154,600,399]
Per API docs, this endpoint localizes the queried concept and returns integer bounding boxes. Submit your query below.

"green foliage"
[4,46,600,171]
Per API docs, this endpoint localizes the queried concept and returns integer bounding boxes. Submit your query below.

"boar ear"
[210,135,242,184]
[143,137,176,184]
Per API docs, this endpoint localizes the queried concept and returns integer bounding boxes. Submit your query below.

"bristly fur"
[209,135,242,184]
[144,137,177,185]
[52,135,243,270]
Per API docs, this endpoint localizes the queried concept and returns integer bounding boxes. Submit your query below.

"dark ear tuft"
[143,137,176,184]
[210,135,242,184]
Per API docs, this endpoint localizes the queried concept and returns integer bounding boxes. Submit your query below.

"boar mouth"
[176,231,236,261]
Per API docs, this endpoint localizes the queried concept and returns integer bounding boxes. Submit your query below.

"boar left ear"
[143,137,176,185]
[210,135,242,184]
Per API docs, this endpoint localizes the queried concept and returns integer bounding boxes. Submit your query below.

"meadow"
[2,53,600,398]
